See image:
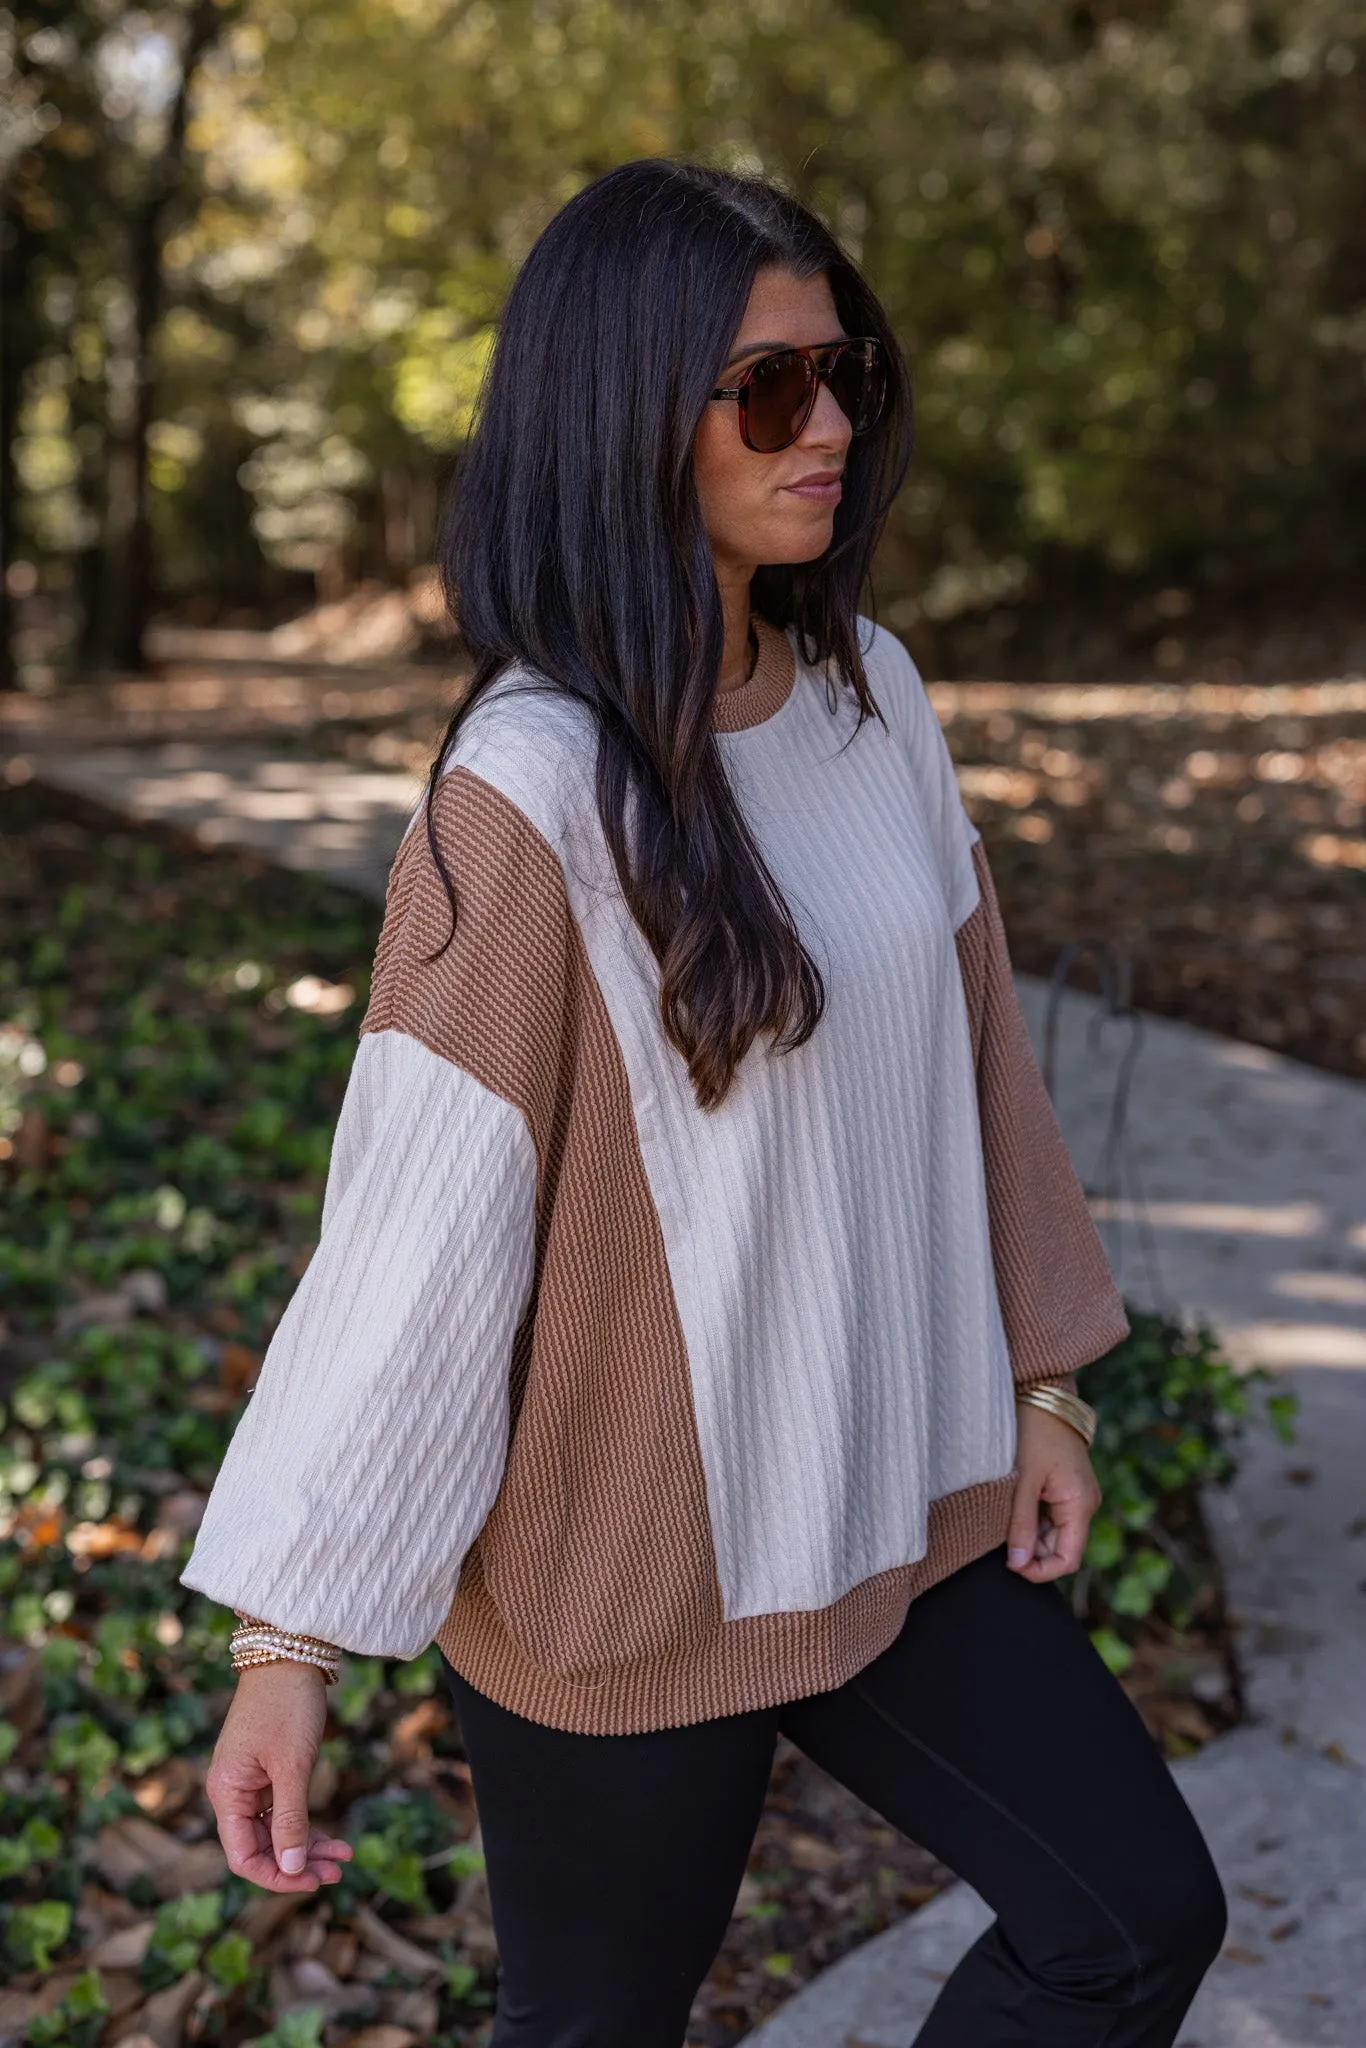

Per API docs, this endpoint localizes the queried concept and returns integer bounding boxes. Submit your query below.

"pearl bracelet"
[230,1616,341,1685]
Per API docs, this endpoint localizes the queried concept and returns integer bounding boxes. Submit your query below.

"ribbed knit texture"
[958,839,1131,1382]
[184,619,1129,1730]
[451,623,1016,1626]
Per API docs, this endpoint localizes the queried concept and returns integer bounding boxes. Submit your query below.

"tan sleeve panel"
[364,768,723,1674]
[956,838,1130,1385]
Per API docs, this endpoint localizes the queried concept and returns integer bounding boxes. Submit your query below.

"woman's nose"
[801,376,855,451]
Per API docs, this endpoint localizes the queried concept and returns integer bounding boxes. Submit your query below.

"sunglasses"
[710,337,887,453]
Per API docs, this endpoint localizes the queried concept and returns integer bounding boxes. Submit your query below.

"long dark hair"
[429,159,912,1108]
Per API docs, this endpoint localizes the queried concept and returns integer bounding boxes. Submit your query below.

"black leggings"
[443,1549,1226,2047]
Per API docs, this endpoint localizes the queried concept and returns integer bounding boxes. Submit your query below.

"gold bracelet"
[1016,1383,1098,1449]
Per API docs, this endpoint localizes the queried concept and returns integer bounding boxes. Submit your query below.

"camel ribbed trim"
[709,617,796,732]
[441,1476,1017,1733]
[959,840,1131,1384]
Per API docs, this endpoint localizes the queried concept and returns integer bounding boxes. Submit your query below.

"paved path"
[22,737,1366,2045]
[21,743,419,900]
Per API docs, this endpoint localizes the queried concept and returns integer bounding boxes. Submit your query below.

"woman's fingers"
[269,1753,317,1877]
[1005,1481,1040,1573]
[215,1803,272,1883]
[1009,1401,1102,1581]
[309,1831,354,1864]
[1041,1486,1093,1577]
[213,1784,325,1891]
[207,1662,346,1891]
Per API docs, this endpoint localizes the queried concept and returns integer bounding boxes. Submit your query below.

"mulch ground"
[929,677,1366,1083]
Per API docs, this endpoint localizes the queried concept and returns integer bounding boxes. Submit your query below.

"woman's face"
[694,265,854,580]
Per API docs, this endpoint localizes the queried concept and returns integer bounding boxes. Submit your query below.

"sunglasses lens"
[744,350,818,452]
[828,341,886,434]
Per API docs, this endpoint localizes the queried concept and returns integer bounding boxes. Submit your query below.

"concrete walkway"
[22,736,1366,2045]
[21,743,420,900]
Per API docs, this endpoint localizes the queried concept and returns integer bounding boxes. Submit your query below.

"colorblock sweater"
[183,619,1128,1734]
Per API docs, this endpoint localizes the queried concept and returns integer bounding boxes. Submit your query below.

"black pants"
[443,1549,1226,2047]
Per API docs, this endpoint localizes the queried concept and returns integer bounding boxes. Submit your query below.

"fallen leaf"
[11,1501,64,1550]
[0,1990,35,2042]
[342,2029,420,2048]
[389,1697,447,1762]
[318,1929,358,1977]
[219,1341,262,1393]
[65,1517,144,1561]
[99,1971,150,2024]
[1222,1945,1265,1964]
[153,1492,209,1537]
[786,1832,846,1873]
[25,1973,83,2016]
[235,1893,307,1945]
[393,1914,462,1943]
[130,1757,200,1821]
[352,1904,445,1980]
[86,1920,156,1969]
[289,1960,344,1998]
[0,1650,41,1733]
[74,1883,144,1942]
[55,1291,134,1337]
[898,1882,942,1907]
[378,1988,439,2035]
[270,1959,374,2027]
[307,1751,340,1810]
[90,1816,226,1899]
[138,1972,206,2048]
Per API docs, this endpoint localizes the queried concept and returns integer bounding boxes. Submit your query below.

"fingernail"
[280,1846,306,1875]
[1008,1547,1031,1567]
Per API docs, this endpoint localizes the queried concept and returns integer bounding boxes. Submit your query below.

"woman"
[187,161,1225,2046]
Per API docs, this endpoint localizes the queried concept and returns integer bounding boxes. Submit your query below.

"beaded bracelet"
[230,1614,341,1685]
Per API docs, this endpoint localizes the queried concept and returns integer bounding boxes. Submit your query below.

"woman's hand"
[1006,1401,1102,1584]
[205,1663,353,1891]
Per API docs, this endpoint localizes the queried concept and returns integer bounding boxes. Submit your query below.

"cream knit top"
[184,620,1127,1734]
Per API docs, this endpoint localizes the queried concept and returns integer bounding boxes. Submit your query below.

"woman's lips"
[782,473,843,505]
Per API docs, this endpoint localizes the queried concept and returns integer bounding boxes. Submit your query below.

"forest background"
[4,0,1366,694]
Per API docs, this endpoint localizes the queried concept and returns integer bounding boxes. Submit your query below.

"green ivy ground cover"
[0,783,1290,2047]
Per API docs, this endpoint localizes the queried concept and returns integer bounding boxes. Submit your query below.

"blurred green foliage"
[0,797,494,2025]
[1078,1306,1296,1672]
[3,0,1364,682]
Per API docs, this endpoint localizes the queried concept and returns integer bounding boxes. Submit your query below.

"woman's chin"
[759,519,838,568]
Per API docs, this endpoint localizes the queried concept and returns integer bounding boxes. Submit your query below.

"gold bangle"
[1016,1383,1097,1449]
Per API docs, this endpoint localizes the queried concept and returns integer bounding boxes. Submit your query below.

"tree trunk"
[0,202,38,691]
[106,0,226,671]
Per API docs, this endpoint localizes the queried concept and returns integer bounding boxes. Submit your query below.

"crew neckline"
[709,617,797,734]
